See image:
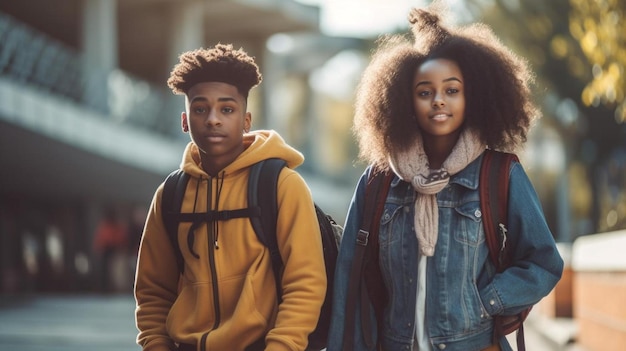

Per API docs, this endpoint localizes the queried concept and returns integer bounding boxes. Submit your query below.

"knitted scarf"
[389,128,485,256]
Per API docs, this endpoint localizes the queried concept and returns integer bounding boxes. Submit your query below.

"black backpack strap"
[162,169,265,276]
[248,158,286,302]
[162,169,189,274]
[342,169,393,351]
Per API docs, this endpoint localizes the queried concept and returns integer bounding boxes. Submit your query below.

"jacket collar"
[449,152,484,191]
[387,151,485,191]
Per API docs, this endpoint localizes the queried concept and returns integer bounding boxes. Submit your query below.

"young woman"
[328,4,564,351]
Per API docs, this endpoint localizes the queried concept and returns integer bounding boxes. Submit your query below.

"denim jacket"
[328,152,564,351]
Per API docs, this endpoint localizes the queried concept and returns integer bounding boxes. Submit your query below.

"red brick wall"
[574,272,626,350]
[537,244,573,319]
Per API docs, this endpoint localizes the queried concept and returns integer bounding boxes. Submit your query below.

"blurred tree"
[461,0,626,236]
[570,0,626,123]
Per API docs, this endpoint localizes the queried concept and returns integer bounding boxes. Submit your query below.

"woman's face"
[412,58,465,139]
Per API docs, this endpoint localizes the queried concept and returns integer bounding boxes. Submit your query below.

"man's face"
[182,82,251,173]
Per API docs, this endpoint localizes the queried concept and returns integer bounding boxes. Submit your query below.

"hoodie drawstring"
[186,177,203,258]
[186,172,226,257]
[210,172,226,249]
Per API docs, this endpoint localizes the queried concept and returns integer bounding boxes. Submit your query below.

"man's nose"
[206,109,220,125]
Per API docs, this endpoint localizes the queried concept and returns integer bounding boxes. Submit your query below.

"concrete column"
[81,0,118,70]
[168,1,205,69]
[80,0,118,113]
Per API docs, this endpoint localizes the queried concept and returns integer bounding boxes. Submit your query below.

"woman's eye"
[417,90,431,97]
[447,88,460,94]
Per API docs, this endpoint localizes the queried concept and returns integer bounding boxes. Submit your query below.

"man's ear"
[181,112,189,132]
[244,112,252,133]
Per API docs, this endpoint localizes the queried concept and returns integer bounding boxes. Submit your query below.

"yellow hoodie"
[135,130,326,351]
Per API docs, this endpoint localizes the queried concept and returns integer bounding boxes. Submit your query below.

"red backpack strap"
[479,149,519,271]
[480,149,530,350]
[342,169,393,351]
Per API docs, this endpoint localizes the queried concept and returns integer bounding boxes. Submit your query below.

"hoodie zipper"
[200,176,221,351]
[208,222,220,329]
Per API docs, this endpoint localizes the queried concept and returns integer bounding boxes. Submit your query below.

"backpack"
[161,158,341,351]
[342,149,531,351]
[479,150,531,350]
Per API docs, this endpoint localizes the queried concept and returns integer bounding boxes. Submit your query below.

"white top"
[414,254,430,350]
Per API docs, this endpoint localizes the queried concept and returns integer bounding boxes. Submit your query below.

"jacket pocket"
[379,204,409,249]
[453,202,483,246]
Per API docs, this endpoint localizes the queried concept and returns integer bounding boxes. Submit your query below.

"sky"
[295,0,466,38]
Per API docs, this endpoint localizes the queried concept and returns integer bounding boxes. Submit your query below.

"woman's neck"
[423,131,461,169]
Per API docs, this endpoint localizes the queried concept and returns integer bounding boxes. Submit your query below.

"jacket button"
[438,344,446,349]
[490,299,496,306]
[475,209,482,218]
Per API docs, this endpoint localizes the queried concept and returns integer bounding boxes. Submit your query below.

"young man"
[134,44,326,351]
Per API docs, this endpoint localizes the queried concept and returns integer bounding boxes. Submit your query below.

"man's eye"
[222,107,234,113]
[193,107,207,114]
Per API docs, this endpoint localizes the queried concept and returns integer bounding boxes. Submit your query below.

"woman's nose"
[432,97,445,108]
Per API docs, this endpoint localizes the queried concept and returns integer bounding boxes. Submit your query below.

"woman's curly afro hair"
[354,1,539,171]
[167,43,262,98]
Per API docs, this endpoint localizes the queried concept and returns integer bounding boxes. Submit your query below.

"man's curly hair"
[354,2,539,171]
[167,44,262,98]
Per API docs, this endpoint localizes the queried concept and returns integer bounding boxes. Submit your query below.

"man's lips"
[205,133,226,141]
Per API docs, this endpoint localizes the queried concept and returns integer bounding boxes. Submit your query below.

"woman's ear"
[181,112,189,132]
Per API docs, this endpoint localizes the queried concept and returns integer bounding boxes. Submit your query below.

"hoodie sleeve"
[264,168,327,351]
[134,185,180,351]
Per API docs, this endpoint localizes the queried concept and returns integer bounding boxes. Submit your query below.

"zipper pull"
[497,223,508,266]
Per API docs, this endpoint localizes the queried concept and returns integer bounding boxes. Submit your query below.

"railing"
[0,12,181,138]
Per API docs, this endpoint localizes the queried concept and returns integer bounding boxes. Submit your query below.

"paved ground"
[0,294,586,351]
[509,312,585,351]
[0,294,139,351]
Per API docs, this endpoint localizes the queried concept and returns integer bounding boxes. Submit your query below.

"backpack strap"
[250,158,339,350]
[162,169,189,274]
[248,158,286,303]
[162,169,262,274]
[479,149,528,350]
[342,169,393,351]
[479,149,518,271]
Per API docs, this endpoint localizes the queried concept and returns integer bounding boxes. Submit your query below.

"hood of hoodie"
[180,129,304,178]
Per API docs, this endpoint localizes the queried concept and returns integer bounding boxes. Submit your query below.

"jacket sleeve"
[480,162,565,316]
[327,169,378,351]
[134,185,180,351]
[264,168,328,351]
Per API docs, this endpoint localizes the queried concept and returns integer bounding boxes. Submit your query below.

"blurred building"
[0,0,365,293]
